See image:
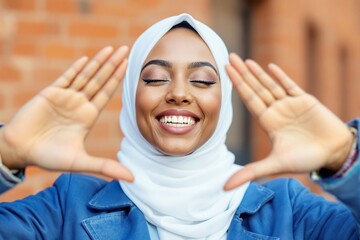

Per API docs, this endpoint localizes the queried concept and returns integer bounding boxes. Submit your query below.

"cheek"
[210,98,221,126]
[136,86,159,114]
[197,90,221,145]
[199,90,222,118]
[136,93,149,115]
[136,88,154,143]
[135,86,163,131]
[135,87,151,129]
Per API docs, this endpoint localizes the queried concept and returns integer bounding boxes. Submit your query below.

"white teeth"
[159,115,196,127]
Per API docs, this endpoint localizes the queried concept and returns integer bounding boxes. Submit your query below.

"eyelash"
[142,79,168,84]
[190,80,216,86]
[142,79,216,86]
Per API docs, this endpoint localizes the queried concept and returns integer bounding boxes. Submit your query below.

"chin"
[156,146,195,156]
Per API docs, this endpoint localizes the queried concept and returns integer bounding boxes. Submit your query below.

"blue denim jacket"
[0,170,359,239]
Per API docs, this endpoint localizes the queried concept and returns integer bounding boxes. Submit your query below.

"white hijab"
[118,13,249,239]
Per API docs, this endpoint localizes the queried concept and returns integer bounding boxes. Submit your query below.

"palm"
[261,94,349,172]
[225,54,352,189]
[1,46,133,181]
[6,87,97,168]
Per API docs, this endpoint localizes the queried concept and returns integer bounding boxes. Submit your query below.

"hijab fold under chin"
[118,13,249,239]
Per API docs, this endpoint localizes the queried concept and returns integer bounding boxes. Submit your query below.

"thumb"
[224,158,281,191]
[71,155,134,182]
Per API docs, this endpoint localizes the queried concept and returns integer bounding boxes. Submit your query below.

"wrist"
[0,125,26,170]
[319,127,357,176]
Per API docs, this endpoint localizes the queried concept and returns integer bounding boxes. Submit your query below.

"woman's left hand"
[224,53,354,190]
[0,46,134,182]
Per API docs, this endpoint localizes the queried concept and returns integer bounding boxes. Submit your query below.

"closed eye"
[142,79,169,85]
[190,80,216,86]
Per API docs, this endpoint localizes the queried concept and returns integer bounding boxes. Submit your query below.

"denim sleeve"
[0,174,66,239]
[0,163,24,194]
[313,118,360,229]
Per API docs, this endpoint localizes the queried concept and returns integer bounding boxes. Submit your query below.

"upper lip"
[156,109,200,121]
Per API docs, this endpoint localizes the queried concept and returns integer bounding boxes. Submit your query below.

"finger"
[224,159,281,190]
[71,155,134,182]
[83,46,129,99]
[53,56,89,88]
[69,46,114,90]
[92,59,128,110]
[268,63,305,96]
[229,54,275,105]
[245,59,287,99]
[226,63,267,117]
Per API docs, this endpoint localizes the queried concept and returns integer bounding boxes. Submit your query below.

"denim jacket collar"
[81,181,275,240]
[235,182,274,216]
[227,182,278,240]
[82,181,151,239]
[87,180,134,211]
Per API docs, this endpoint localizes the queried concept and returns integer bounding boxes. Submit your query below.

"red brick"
[85,141,121,160]
[0,93,4,108]
[42,42,77,59]
[31,66,65,87]
[12,88,40,108]
[87,121,111,139]
[67,20,119,39]
[3,0,36,11]
[0,64,21,82]
[153,1,210,21]
[91,1,137,18]
[16,20,60,37]
[12,40,38,56]
[45,0,78,14]
[106,92,122,110]
[135,0,162,8]
[128,23,149,39]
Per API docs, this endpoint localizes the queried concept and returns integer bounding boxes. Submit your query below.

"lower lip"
[158,121,197,134]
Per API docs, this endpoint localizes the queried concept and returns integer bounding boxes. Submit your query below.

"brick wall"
[249,0,360,193]
[0,0,212,201]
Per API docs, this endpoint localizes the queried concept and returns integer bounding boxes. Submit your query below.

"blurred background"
[0,0,360,201]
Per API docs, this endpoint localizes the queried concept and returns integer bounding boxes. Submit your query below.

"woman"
[0,13,359,239]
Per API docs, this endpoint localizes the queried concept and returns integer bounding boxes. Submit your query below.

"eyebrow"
[141,59,219,76]
[188,61,218,76]
[141,59,172,72]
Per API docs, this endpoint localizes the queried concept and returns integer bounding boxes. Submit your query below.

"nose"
[165,80,193,105]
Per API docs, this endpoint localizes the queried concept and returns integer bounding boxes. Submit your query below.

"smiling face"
[135,27,221,156]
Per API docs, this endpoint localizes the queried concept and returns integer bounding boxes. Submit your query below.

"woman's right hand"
[0,46,134,182]
[224,53,353,190]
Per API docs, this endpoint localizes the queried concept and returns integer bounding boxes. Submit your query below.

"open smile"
[159,115,196,127]
[156,110,200,134]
